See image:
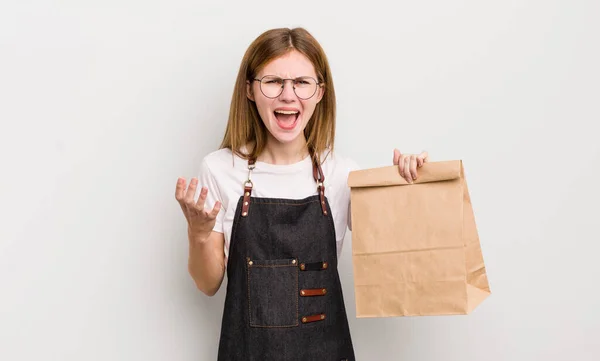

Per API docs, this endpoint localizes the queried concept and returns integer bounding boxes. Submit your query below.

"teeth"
[275,110,299,115]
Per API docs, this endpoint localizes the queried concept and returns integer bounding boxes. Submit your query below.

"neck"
[257,135,310,165]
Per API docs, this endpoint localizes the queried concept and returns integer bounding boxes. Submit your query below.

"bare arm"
[175,176,226,297]
[188,230,226,296]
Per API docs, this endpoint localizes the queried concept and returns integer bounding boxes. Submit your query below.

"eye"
[295,77,316,86]
[264,77,283,85]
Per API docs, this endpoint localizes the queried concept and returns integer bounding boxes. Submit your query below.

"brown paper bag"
[347,160,490,317]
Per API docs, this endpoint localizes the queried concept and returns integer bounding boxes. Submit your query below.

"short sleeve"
[346,158,361,232]
[194,157,225,234]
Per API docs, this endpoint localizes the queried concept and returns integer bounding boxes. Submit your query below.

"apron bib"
[216,154,355,361]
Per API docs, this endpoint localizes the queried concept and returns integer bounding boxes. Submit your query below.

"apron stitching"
[255,200,320,206]
[247,262,300,328]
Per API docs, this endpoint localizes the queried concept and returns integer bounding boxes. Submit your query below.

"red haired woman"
[175,27,428,360]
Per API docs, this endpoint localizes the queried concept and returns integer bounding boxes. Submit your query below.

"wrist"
[188,226,210,246]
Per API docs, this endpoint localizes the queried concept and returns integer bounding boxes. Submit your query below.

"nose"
[279,79,297,102]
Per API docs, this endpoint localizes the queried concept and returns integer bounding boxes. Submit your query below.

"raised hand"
[175,177,221,245]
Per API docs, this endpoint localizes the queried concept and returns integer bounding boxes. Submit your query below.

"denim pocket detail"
[247,258,299,327]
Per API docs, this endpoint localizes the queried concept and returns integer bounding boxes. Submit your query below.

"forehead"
[258,50,318,78]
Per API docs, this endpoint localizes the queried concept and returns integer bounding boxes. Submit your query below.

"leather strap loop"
[241,158,256,217]
[301,313,326,323]
[300,288,327,296]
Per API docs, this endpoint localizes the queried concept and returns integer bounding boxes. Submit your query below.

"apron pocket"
[246,257,299,327]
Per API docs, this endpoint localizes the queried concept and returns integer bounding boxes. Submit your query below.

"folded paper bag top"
[347,160,491,317]
[347,159,461,188]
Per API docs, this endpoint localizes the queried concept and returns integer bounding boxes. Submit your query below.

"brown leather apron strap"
[241,158,256,217]
[312,155,327,216]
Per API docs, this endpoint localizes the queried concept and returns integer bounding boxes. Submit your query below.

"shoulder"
[321,149,360,176]
[319,149,361,190]
[196,148,241,191]
[196,148,248,204]
[199,147,246,176]
[202,148,235,167]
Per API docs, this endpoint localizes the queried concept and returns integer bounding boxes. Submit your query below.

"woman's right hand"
[175,177,221,245]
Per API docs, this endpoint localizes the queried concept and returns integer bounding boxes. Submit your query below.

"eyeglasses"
[252,75,321,100]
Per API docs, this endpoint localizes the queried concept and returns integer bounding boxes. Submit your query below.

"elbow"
[200,287,219,297]
[191,277,219,297]
[188,266,223,297]
[204,290,218,297]
[199,282,219,297]
[187,254,225,297]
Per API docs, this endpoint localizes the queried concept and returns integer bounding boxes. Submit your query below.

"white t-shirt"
[195,147,360,263]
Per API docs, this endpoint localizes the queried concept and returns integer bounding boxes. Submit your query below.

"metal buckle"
[245,163,255,188]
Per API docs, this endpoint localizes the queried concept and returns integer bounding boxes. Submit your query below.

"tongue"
[275,113,297,124]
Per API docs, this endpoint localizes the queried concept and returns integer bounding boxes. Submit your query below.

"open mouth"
[274,109,300,130]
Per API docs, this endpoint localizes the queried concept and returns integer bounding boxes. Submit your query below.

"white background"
[1,1,599,360]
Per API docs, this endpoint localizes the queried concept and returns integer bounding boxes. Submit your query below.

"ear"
[316,84,325,104]
[246,80,255,102]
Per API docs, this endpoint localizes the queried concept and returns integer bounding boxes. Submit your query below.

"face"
[247,50,324,146]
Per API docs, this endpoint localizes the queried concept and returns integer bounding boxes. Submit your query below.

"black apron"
[216,154,356,360]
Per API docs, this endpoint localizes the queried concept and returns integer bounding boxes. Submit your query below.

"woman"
[175,27,428,361]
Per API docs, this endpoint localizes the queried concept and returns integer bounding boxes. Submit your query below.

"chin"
[270,130,304,144]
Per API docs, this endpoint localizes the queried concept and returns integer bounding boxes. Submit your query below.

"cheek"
[301,101,318,120]
[255,99,272,121]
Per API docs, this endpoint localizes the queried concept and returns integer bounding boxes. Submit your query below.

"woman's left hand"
[393,149,429,184]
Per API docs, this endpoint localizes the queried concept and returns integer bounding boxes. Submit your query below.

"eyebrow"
[261,75,315,79]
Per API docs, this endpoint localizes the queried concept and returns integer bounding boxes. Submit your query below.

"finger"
[398,153,405,175]
[419,151,429,166]
[194,186,208,210]
[410,154,418,180]
[184,177,199,203]
[175,177,187,212]
[175,177,186,201]
[208,201,222,219]
[404,157,412,183]
[175,178,190,217]
[393,148,401,165]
